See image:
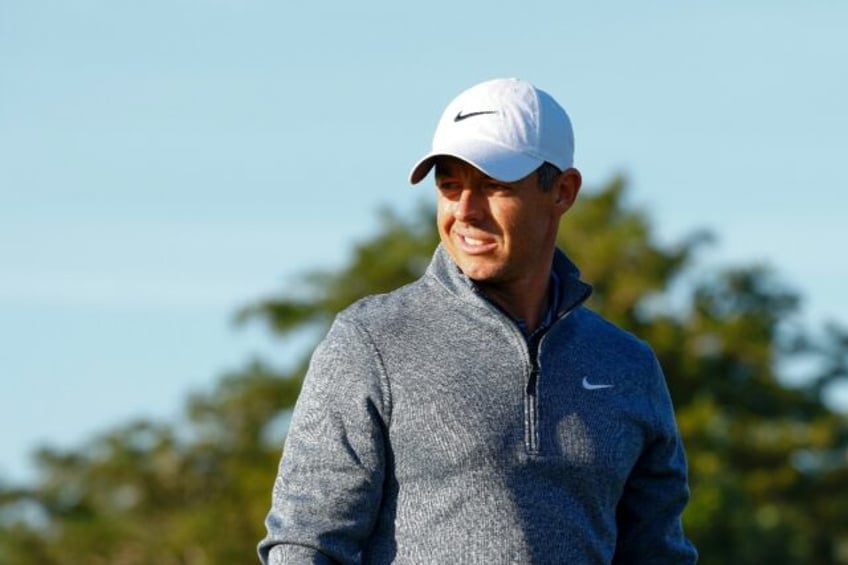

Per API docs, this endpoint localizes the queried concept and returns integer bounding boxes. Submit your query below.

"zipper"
[525,361,540,454]
[469,281,590,456]
[523,300,585,455]
[525,334,543,455]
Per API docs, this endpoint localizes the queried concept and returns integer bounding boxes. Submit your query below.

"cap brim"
[408,139,544,185]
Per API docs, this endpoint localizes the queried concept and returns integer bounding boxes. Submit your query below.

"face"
[435,157,580,292]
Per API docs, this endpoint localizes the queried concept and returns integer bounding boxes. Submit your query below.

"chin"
[457,261,504,283]
[444,243,502,279]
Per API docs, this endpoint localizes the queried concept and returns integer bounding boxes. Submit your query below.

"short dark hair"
[432,159,562,191]
[536,162,562,192]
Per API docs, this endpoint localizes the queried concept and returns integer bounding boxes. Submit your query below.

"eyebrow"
[434,165,492,181]
[435,172,511,190]
[434,161,511,187]
[434,171,462,184]
[434,160,467,178]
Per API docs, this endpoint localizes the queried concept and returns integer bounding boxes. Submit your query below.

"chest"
[382,336,650,494]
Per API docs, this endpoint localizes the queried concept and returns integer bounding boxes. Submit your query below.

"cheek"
[436,207,454,240]
[436,205,450,226]
[500,206,549,248]
[492,204,527,239]
[438,192,462,215]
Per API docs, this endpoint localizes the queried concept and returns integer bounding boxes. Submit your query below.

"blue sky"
[2,1,847,483]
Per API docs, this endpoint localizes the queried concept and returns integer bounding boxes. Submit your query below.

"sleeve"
[257,316,392,565]
[612,354,698,564]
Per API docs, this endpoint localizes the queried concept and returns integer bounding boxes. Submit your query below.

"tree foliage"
[2,178,847,563]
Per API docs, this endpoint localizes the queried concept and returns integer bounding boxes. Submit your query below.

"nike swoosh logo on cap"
[582,377,614,390]
[454,110,498,122]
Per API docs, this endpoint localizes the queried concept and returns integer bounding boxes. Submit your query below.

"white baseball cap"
[409,78,575,184]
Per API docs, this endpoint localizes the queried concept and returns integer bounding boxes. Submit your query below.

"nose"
[454,187,485,222]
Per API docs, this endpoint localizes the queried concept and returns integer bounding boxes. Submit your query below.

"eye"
[484,180,511,193]
[437,180,462,194]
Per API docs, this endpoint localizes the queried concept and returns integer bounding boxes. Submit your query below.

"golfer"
[259,78,697,564]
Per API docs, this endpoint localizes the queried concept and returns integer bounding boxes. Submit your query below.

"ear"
[553,168,582,213]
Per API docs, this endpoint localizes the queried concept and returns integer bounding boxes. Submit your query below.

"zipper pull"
[527,365,538,394]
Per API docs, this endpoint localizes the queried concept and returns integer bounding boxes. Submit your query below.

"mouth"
[456,232,497,254]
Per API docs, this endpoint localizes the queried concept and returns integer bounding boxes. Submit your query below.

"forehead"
[433,157,489,180]
[434,156,538,188]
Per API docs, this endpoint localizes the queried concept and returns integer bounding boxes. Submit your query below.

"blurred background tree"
[1,177,846,564]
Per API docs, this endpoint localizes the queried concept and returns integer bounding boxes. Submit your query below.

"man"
[258,78,697,563]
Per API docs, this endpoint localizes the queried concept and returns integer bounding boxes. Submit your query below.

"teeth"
[464,236,484,246]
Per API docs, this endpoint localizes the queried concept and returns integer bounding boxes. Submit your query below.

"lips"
[455,232,497,254]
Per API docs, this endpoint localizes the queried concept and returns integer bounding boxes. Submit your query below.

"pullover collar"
[426,244,593,326]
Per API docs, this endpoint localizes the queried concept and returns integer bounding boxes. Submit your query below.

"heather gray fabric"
[258,245,697,564]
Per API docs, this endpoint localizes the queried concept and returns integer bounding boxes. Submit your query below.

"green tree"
[0,362,303,564]
[1,178,846,563]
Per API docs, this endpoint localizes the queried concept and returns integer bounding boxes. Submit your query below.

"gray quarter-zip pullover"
[259,245,697,564]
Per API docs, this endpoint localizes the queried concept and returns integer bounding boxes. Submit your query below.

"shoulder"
[330,276,445,344]
[555,307,670,399]
[557,308,678,434]
[565,307,656,365]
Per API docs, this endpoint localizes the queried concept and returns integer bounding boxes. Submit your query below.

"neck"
[477,275,551,334]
